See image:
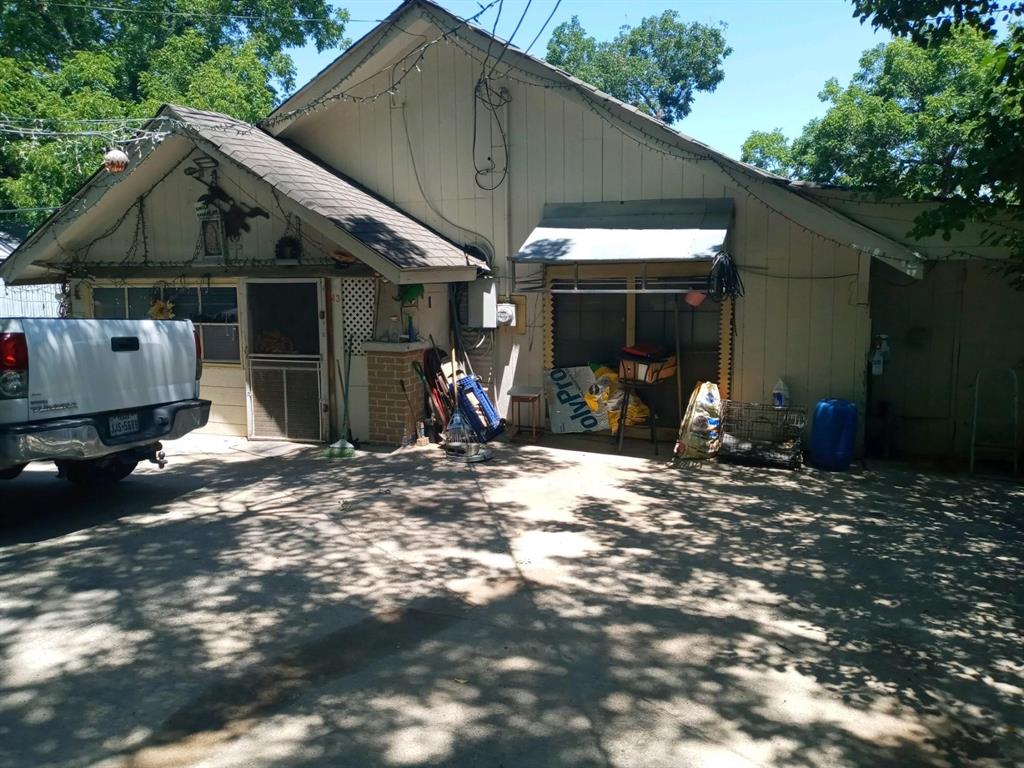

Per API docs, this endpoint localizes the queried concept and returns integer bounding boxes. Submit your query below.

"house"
[2,0,1020,462]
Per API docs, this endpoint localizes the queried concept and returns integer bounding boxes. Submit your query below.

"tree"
[741,19,1024,287]
[740,129,795,178]
[742,30,995,193]
[0,0,347,97]
[850,0,1024,286]
[546,12,732,123]
[0,1,349,231]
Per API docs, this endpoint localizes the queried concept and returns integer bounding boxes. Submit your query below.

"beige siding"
[279,28,875,427]
[871,261,1024,459]
[72,149,342,266]
[198,364,247,437]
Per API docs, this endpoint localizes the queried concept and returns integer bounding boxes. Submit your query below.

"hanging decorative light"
[103,147,129,173]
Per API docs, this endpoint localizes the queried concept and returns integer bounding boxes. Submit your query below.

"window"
[166,287,240,363]
[92,285,241,363]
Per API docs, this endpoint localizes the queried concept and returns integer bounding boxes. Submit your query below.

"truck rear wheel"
[0,464,25,480]
[59,457,138,487]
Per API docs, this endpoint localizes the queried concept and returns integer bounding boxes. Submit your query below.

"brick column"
[364,342,428,445]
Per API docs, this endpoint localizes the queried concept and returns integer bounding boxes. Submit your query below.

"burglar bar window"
[92,285,241,363]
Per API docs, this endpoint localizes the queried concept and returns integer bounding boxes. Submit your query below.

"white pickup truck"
[0,318,210,485]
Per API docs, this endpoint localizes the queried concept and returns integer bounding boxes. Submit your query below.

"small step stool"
[508,386,544,440]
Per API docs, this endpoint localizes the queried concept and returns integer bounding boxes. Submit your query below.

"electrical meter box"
[495,302,517,327]
[467,278,497,328]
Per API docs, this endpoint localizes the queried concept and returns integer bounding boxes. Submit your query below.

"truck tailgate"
[21,319,198,420]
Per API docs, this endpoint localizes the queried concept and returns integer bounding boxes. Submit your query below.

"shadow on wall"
[0,447,1021,767]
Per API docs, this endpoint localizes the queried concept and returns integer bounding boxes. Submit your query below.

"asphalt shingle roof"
[165,104,485,273]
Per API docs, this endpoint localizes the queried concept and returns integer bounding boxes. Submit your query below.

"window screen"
[200,287,238,323]
[92,288,125,319]
[166,287,200,321]
[127,288,156,319]
[552,292,627,368]
[92,284,241,363]
[247,282,319,355]
[201,325,240,362]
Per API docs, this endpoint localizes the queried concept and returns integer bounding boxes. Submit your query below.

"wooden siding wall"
[280,32,872,419]
[871,260,1024,459]
[78,149,340,266]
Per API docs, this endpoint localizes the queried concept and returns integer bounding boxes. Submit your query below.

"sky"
[288,0,893,161]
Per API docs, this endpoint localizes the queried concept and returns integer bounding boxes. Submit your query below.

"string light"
[261,0,502,128]
[8,0,1003,278]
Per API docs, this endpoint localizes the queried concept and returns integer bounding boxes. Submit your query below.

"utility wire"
[48,2,374,23]
[480,0,504,74]
[524,0,561,54]
[487,0,532,78]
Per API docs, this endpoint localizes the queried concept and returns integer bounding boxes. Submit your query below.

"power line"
[48,2,375,23]
[0,116,152,124]
[488,0,532,77]
[524,0,561,54]
[262,0,503,128]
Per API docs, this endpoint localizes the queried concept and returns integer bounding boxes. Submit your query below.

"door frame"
[241,277,329,442]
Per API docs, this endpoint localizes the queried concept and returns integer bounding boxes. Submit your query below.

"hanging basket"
[274,235,302,263]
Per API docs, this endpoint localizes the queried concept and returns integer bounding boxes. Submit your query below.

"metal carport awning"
[513,199,730,293]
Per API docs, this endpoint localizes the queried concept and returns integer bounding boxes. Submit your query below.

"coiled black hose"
[707,251,744,301]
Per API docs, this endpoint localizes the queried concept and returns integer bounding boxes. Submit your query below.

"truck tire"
[60,457,138,487]
[0,464,25,480]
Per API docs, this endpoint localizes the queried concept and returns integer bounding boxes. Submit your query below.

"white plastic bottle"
[772,378,790,407]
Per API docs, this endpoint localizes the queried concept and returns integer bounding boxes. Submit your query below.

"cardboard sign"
[544,367,609,433]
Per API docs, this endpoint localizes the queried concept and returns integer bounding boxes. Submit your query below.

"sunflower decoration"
[148,298,175,320]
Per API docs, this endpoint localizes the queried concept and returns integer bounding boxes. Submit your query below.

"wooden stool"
[508,386,544,440]
[615,381,661,455]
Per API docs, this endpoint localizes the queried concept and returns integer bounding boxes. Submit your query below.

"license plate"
[109,412,140,437]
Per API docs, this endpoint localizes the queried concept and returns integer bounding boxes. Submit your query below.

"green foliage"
[0,53,133,220]
[740,129,794,178]
[139,31,288,122]
[0,0,348,83]
[849,0,1024,286]
[742,30,995,196]
[0,1,349,232]
[546,12,732,123]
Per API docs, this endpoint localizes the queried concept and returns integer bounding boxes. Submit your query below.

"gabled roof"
[1,103,487,284]
[165,105,483,274]
[265,0,929,278]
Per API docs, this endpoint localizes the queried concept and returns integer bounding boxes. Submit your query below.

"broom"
[324,343,356,459]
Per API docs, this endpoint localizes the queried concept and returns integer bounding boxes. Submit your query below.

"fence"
[0,280,61,317]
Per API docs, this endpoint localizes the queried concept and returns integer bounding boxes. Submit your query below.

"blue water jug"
[809,399,858,470]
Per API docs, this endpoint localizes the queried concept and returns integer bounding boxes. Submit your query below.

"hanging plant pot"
[103,148,130,173]
[685,290,707,308]
[274,235,302,263]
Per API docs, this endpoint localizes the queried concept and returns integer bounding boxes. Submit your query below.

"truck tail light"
[194,328,203,381]
[0,332,28,399]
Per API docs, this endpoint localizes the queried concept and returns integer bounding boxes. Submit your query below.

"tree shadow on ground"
[0,444,1020,767]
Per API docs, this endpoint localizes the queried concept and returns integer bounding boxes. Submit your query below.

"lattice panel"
[342,277,376,356]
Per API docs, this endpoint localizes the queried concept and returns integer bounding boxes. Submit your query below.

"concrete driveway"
[0,437,1021,768]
